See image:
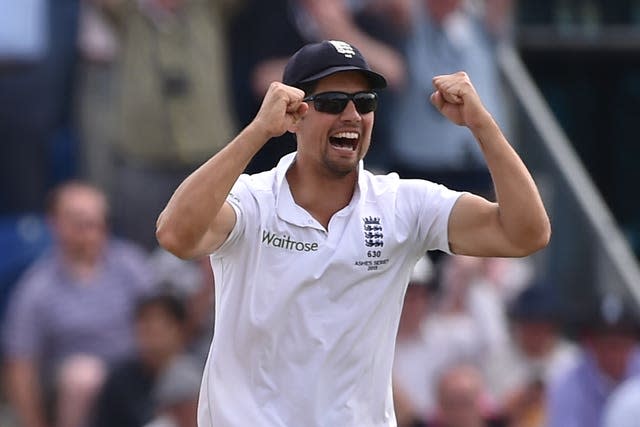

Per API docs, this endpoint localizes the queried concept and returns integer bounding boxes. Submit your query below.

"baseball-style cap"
[508,281,561,322]
[577,293,640,336]
[282,40,387,90]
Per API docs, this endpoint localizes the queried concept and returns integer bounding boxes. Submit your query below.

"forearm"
[472,117,551,251]
[156,122,269,258]
[5,360,48,427]
[157,81,306,257]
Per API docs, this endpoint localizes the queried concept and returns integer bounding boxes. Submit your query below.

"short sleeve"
[2,271,46,359]
[397,179,464,254]
[212,175,256,256]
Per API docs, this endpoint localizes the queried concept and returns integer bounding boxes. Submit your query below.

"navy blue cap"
[509,281,561,322]
[282,40,387,90]
[578,293,640,335]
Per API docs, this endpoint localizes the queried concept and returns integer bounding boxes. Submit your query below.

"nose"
[339,100,361,122]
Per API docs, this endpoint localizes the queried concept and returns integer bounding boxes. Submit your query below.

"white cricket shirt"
[198,153,463,427]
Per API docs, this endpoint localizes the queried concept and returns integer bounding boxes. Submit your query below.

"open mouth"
[329,131,359,151]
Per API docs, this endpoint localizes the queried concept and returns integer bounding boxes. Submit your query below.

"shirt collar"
[273,152,366,228]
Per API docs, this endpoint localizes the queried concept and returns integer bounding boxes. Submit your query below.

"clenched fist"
[253,82,309,139]
[429,72,494,131]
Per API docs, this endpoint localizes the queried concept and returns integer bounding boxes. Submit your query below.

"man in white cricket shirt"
[156,40,551,427]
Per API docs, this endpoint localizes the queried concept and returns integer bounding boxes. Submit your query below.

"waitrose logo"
[262,230,319,252]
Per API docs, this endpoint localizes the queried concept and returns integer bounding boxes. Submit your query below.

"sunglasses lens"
[314,94,348,114]
[310,92,378,114]
[353,93,377,114]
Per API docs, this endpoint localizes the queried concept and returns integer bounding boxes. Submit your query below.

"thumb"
[430,91,444,111]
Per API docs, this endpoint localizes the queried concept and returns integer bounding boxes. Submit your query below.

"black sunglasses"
[303,91,378,115]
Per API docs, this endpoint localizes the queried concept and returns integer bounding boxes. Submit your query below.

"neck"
[286,159,358,228]
[63,252,102,282]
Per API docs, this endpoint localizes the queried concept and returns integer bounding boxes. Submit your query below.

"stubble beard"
[322,147,365,178]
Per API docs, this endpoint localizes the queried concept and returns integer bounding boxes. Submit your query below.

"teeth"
[332,131,359,139]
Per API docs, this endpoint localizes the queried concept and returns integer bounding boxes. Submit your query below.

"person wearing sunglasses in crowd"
[155,40,550,427]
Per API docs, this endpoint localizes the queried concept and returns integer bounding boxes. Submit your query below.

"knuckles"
[268,81,305,103]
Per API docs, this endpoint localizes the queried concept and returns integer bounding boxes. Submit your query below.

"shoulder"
[607,377,640,411]
[366,170,460,202]
[362,170,463,224]
[10,251,60,301]
[616,376,640,397]
[107,239,150,264]
[365,169,451,193]
[232,170,278,196]
[361,169,402,196]
[548,352,588,395]
[104,239,154,287]
[2,253,60,337]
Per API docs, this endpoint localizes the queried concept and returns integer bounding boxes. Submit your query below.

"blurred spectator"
[94,0,240,250]
[0,0,81,214]
[393,255,436,426]
[91,293,191,427]
[0,215,53,327]
[546,293,640,427]
[228,0,406,173]
[1,181,152,427]
[388,0,509,195]
[143,355,202,427]
[75,0,120,196]
[148,248,215,365]
[426,363,507,427]
[602,376,640,427]
[435,255,513,382]
[393,255,518,425]
[494,282,579,427]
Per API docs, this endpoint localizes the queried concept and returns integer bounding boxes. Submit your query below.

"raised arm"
[156,82,308,259]
[430,72,551,257]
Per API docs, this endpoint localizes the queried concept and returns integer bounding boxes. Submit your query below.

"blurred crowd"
[1,0,639,427]
[1,0,512,239]
[1,181,215,427]
[393,255,640,427]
